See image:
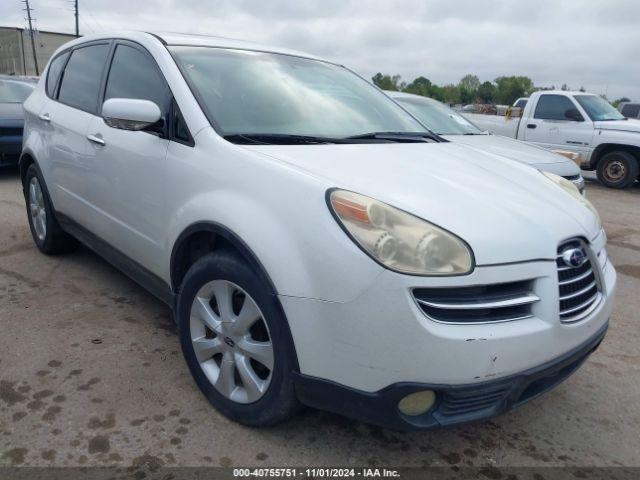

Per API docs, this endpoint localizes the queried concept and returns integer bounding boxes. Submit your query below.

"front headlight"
[541,171,601,227]
[328,190,473,275]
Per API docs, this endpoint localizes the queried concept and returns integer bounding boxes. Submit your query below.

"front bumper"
[281,229,615,428]
[294,321,607,430]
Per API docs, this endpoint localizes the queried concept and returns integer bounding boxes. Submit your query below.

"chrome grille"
[413,280,538,324]
[557,239,601,322]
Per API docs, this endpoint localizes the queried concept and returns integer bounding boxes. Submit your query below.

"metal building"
[0,26,76,77]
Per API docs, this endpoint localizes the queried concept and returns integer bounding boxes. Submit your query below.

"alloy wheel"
[29,176,47,241]
[189,280,273,404]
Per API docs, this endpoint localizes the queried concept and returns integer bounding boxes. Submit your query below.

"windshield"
[0,80,34,103]
[393,95,483,135]
[170,47,425,139]
[574,95,625,121]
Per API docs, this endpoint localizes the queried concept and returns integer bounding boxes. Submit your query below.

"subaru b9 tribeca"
[21,32,615,430]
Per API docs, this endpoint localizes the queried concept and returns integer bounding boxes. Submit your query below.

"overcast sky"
[2,0,638,101]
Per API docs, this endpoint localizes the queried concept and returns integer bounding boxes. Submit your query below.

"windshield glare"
[394,96,483,135]
[0,80,34,103]
[574,95,625,121]
[170,47,425,138]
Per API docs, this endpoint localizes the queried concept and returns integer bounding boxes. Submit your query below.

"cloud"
[2,0,638,100]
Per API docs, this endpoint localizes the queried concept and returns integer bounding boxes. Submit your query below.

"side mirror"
[564,108,584,122]
[102,98,162,131]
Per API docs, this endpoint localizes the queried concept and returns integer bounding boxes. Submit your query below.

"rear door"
[44,42,111,220]
[522,94,594,159]
[83,41,171,272]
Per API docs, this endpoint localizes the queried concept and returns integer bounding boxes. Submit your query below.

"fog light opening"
[398,390,436,416]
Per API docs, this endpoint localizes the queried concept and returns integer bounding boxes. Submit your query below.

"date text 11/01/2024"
[233,468,401,478]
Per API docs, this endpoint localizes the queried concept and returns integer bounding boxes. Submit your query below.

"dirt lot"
[1,168,639,470]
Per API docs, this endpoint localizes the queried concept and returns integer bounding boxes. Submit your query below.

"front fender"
[166,187,384,303]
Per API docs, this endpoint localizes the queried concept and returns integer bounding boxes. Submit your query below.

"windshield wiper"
[223,133,343,145]
[224,131,443,145]
[344,131,442,143]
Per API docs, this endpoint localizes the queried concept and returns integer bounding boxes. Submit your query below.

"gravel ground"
[0,168,639,470]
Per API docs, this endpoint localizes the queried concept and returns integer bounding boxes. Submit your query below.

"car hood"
[442,134,580,176]
[595,118,640,133]
[243,142,600,265]
[0,103,25,121]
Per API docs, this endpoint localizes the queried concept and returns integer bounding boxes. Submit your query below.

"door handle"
[39,113,50,122]
[526,123,537,129]
[87,134,105,146]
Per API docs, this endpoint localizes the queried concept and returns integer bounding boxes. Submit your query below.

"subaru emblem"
[562,248,586,268]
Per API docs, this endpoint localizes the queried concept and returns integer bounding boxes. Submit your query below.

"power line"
[22,0,39,75]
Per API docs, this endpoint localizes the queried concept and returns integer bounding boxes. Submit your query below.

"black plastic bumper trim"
[293,321,608,431]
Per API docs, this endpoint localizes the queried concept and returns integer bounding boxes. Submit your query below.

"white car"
[21,31,615,430]
[463,90,640,189]
[387,91,585,193]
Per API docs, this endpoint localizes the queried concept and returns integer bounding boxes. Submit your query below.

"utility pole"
[22,0,39,75]
[74,0,79,37]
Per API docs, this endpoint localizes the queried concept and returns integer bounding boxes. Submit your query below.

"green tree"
[613,97,630,108]
[441,84,462,104]
[477,81,496,103]
[404,76,433,97]
[459,74,480,92]
[427,84,446,102]
[494,76,534,105]
[372,73,403,91]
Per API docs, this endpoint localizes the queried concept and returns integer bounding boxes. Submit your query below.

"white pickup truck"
[463,90,640,188]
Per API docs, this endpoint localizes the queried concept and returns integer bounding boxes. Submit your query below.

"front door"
[523,94,594,159]
[83,41,172,273]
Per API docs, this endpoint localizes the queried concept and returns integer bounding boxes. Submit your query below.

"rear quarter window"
[46,52,69,99]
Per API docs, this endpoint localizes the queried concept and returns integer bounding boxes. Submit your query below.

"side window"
[58,44,110,113]
[514,99,527,109]
[104,44,170,115]
[46,52,69,98]
[621,104,639,118]
[534,95,579,121]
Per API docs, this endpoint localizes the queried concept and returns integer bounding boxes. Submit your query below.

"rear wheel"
[24,164,78,254]
[177,250,299,426]
[596,151,639,189]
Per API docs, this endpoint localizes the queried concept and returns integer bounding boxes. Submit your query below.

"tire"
[596,151,639,189]
[23,164,78,254]
[177,250,300,426]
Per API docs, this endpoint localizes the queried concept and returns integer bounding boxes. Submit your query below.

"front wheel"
[177,250,300,426]
[596,151,639,189]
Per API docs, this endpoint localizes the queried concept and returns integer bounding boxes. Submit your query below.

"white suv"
[21,31,616,430]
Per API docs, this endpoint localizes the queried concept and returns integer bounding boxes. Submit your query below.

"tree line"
[372,73,629,107]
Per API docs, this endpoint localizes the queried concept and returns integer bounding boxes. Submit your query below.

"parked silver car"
[387,91,585,193]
